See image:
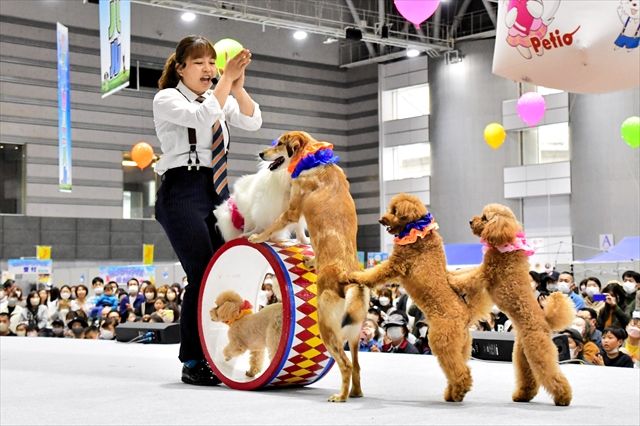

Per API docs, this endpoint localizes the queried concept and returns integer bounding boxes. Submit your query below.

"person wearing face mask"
[50,285,73,323]
[569,316,600,363]
[66,317,87,339]
[19,290,49,330]
[0,286,24,335]
[119,278,144,322]
[100,318,117,340]
[373,287,394,315]
[560,328,586,363]
[50,319,65,338]
[88,277,105,307]
[380,312,419,354]
[557,272,585,311]
[581,277,605,313]
[596,283,630,331]
[540,272,560,294]
[577,307,603,347]
[593,327,634,368]
[0,313,16,336]
[621,311,640,364]
[136,284,158,317]
[89,282,119,323]
[621,270,640,317]
[354,319,382,352]
[414,319,431,355]
[15,323,27,337]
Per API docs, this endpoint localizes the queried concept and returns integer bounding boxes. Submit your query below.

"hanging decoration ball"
[213,38,244,72]
[484,123,507,149]
[393,0,441,26]
[131,142,154,169]
[517,92,546,127]
[620,116,640,149]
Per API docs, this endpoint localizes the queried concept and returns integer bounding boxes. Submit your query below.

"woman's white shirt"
[153,80,262,175]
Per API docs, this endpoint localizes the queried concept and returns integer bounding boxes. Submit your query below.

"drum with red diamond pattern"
[198,239,334,390]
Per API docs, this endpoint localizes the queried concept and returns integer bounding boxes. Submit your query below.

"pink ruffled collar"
[482,232,535,256]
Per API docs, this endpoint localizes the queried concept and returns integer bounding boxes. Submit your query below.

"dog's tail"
[213,200,242,242]
[341,283,370,329]
[543,292,575,331]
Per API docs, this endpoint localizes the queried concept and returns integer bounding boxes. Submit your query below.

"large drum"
[198,239,334,390]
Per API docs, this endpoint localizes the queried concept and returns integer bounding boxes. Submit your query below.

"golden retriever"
[249,131,369,402]
[209,290,282,378]
[450,203,574,406]
[348,194,491,402]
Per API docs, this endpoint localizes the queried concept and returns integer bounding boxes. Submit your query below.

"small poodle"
[348,194,492,402]
[209,290,282,378]
[450,203,574,406]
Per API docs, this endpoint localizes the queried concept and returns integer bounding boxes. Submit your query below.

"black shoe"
[181,360,222,386]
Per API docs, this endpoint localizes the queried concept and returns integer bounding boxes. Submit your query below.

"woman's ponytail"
[158,53,180,89]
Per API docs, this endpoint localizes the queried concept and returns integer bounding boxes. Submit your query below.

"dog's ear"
[481,213,519,247]
[286,132,313,157]
[216,301,240,321]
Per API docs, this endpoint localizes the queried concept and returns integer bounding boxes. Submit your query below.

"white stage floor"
[1,337,638,425]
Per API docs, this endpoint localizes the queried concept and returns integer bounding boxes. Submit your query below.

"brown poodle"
[209,290,282,378]
[348,194,491,402]
[450,203,574,406]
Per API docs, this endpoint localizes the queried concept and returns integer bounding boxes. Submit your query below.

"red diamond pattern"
[311,353,329,363]
[295,289,314,302]
[296,302,315,316]
[297,316,315,329]
[293,277,312,288]
[288,265,309,276]
[295,329,314,342]
[292,342,312,353]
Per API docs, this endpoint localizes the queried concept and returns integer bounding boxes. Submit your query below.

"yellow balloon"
[484,123,506,149]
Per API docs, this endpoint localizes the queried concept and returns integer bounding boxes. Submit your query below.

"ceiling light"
[181,12,196,22]
[293,30,308,40]
[406,48,420,58]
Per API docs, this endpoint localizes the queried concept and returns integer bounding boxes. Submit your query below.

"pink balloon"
[394,0,440,26]
[517,92,546,127]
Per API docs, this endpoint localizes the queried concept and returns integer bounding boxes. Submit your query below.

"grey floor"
[1,336,638,425]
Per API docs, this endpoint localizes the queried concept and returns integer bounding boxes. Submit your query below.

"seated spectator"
[570,315,600,363]
[597,283,630,331]
[19,290,49,330]
[166,287,180,305]
[583,277,605,313]
[89,283,119,321]
[70,284,92,316]
[622,311,640,363]
[367,306,382,326]
[156,284,169,301]
[67,317,87,339]
[119,278,144,323]
[15,323,27,337]
[560,328,586,363]
[1,286,24,334]
[50,319,65,338]
[414,319,431,355]
[578,307,603,347]
[372,287,394,315]
[88,276,105,307]
[621,270,639,316]
[593,327,634,368]
[106,309,121,326]
[491,305,510,332]
[136,285,157,317]
[0,312,16,336]
[258,275,279,311]
[558,272,585,310]
[84,326,100,339]
[26,325,39,337]
[539,271,559,294]
[50,291,71,324]
[153,298,174,323]
[357,319,381,352]
[149,313,164,323]
[380,312,419,354]
[126,311,138,323]
[100,318,117,340]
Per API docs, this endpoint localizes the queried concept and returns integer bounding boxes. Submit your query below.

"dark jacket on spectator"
[600,349,634,368]
[596,304,630,331]
[382,338,419,354]
[119,294,144,321]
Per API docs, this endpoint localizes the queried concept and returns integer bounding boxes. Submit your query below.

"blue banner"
[8,259,53,275]
[99,265,156,286]
[57,22,72,192]
[100,0,130,97]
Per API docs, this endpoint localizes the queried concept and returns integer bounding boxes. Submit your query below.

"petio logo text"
[530,27,581,54]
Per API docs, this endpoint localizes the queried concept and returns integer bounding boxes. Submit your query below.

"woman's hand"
[605,293,617,306]
[222,48,251,83]
[593,353,604,366]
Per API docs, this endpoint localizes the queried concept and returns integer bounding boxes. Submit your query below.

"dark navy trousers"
[155,166,225,362]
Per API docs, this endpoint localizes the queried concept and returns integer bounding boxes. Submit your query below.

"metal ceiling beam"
[433,7,441,40]
[450,0,473,39]
[131,0,451,53]
[481,0,497,27]
[344,0,377,57]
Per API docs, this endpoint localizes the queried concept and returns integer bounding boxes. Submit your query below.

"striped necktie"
[195,96,229,199]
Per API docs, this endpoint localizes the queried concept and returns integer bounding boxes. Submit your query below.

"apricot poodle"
[450,203,574,406]
[348,194,491,402]
[209,290,282,378]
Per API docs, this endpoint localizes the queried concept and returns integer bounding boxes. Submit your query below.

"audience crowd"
[1,268,638,368]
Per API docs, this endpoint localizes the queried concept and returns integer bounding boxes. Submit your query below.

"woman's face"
[179,54,216,95]
[154,299,165,311]
[38,290,47,302]
[76,287,87,298]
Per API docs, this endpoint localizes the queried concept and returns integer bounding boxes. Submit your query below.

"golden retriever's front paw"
[328,393,347,403]
[248,233,267,244]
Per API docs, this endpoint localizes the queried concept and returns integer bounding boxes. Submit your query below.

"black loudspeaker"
[345,27,363,41]
[471,331,570,362]
[115,322,180,344]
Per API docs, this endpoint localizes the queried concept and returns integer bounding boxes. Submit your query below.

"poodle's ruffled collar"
[224,300,253,325]
[482,232,535,256]
[393,213,439,245]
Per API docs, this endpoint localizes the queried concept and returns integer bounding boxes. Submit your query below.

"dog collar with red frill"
[227,197,245,231]
[481,232,535,256]
[393,213,439,245]
[286,140,340,178]
[223,300,253,325]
